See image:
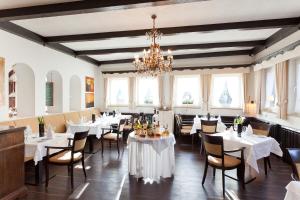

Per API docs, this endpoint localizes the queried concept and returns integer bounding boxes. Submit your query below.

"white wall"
[0,30,99,121]
[70,75,81,111]
[13,63,35,117]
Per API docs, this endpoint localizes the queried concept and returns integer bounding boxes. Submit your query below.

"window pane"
[107,78,129,105]
[211,74,243,108]
[136,77,159,105]
[174,75,200,106]
[265,67,276,108]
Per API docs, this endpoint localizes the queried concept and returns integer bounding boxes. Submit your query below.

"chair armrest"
[45,146,72,150]
[224,147,245,153]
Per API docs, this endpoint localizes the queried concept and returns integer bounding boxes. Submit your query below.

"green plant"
[234,116,244,125]
[37,116,44,125]
[133,120,143,130]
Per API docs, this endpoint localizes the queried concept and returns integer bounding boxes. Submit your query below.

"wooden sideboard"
[0,126,27,200]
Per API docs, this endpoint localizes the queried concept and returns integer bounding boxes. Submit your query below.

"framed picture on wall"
[85,76,94,92]
[85,93,94,108]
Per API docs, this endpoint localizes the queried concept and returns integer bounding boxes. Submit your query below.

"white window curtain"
[275,61,288,119]
[211,74,243,109]
[173,75,201,107]
[201,74,211,112]
[135,77,159,106]
[264,67,277,109]
[254,70,263,114]
[295,62,300,113]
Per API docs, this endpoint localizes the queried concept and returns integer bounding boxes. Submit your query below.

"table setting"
[190,114,227,134]
[213,124,283,181]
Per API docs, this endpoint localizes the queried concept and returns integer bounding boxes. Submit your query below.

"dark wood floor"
[23,142,292,200]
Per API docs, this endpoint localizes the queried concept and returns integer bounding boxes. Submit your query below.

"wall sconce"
[246,100,256,116]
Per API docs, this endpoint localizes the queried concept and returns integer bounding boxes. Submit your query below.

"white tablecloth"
[67,115,130,139]
[214,131,283,179]
[284,181,300,200]
[190,117,227,134]
[25,133,72,165]
[127,132,176,182]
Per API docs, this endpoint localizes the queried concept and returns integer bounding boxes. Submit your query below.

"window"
[107,78,129,106]
[264,67,277,109]
[211,74,243,108]
[173,75,200,106]
[136,77,159,106]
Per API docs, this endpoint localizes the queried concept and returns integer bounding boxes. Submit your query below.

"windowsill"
[107,105,129,107]
[135,105,159,108]
[210,107,243,110]
[173,105,201,109]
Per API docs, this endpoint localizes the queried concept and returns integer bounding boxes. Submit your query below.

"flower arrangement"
[233,116,244,125]
[37,116,44,125]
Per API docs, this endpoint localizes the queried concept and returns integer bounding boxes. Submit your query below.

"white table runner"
[284,181,300,200]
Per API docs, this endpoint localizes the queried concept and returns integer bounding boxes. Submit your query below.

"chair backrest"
[201,120,218,134]
[118,119,126,132]
[72,131,89,153]
[287,148,300,180]
[250,121,271,136]
[202,133,224,158]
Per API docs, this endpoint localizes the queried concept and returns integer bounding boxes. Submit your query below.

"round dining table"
[127,131,176,182]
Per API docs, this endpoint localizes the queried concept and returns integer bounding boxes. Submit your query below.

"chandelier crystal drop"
[133,15,174,76]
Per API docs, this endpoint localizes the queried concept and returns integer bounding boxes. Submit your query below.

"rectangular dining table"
[213,130,283,182]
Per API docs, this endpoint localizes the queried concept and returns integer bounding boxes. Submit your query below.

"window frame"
[135,76,159,107]
[106,77,129,107]
[210,73,243,109]
[173,74,201,108]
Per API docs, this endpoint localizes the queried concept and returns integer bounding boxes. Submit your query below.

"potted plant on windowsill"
[233,116,244,137]
[38,116,45,137]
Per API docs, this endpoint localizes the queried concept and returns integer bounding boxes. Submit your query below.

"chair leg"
[267,156,271,169]
[200,140,203,155]
[202,160,208,185]
[264,157,268,176]
[45,161,49,187]
[222,169,225,197]
[117,139,120,155]
[70,164,74,189]
[101,137,104,155]
[82,157,87,178]
[213,168,216,177]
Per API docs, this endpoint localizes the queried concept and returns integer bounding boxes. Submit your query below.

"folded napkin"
[24,125,32,135]
[229,126,234,133]
[47,126,54,139]
[217,115,222,123]
[246,124,253,135]
[195,115,199,119]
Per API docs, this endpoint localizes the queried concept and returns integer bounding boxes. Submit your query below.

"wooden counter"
[0,126,27,200]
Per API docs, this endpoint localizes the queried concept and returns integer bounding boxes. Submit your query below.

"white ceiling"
[63,29,278,51]
[12,0,300,36]
[90,47,252,62]
[0,0,76,9]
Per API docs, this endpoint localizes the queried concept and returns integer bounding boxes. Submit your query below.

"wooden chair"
[201,133,245,196]
[287,148,300,180]
[250,121,272,175]
[101,119,126,155]
[45,131,89,188]
[199,120,218,154]
[175,114,193,144]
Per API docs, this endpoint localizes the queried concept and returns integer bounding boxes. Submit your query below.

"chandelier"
[133,15,173,76]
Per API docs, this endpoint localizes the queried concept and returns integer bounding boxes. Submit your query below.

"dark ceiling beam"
[252,24,300,55]
[46,17,300,43]
[76,40,263,55]
[102,64,251,74]
[99,49,252,65]
[0,0,199,22]
[0,22,100,66]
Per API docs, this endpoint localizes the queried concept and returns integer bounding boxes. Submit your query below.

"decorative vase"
[237,124,242,137]
[92,114,96,123]
[39,124,45,137]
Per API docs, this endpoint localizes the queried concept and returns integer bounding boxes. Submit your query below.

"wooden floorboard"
[22,144,292,200]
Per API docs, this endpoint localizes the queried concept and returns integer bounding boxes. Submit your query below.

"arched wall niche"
[46,70,63,114]
[10,63,35,117]
[69,75,81,111]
